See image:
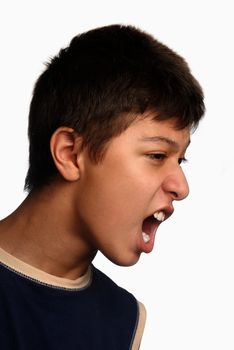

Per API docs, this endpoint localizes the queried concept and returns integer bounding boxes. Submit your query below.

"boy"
[0,24,204,349]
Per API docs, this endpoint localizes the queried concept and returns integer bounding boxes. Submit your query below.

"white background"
[0,1,233,349]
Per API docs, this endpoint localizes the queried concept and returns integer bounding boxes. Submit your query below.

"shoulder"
[91,265,138,312]
[91,265,146,349]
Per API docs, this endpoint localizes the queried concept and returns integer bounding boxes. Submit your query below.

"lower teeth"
[142,232,150,243]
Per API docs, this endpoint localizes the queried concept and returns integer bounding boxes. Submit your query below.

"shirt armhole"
[131,301,147,350]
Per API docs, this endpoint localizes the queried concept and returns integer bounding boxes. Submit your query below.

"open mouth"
[142,211,166,243]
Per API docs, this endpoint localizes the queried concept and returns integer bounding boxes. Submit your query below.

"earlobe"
[50,127,83,182]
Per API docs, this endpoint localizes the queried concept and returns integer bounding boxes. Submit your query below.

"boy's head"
[24,24,204,193]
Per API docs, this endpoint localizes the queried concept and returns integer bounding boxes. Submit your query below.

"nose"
[162,167,189,201]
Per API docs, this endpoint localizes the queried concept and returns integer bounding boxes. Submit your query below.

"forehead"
[113,115,191,149]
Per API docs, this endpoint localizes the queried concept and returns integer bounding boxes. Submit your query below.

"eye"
[147,153,167,161]
[178,157,188,165]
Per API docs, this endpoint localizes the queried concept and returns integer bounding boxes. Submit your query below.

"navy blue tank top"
[0,263,139,349]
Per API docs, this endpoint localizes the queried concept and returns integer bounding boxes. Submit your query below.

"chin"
[106,251,141,267]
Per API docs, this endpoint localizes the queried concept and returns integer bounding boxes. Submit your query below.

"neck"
[0,182,97,280]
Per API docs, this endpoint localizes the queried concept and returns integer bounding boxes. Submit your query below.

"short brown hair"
[25,24,205,192]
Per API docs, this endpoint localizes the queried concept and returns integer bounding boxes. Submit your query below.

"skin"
[0,114,190,280]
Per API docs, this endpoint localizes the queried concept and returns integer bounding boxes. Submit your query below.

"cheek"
[78,157,162,228]
[91,174,157,226]
[78,176,137,231]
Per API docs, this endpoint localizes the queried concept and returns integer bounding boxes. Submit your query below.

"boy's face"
[75,114,190,266]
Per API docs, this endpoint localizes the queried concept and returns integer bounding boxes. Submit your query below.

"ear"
[50,127,83,182]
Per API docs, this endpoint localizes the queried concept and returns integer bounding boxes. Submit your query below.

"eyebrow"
[139,136,191,150]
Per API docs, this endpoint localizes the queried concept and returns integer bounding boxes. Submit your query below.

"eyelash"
[147,153,188,165]
[178,157,188,165]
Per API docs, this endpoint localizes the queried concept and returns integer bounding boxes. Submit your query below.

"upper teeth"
[153,211,165,222]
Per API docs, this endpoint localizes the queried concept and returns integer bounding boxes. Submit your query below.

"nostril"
[170,191,178,199]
